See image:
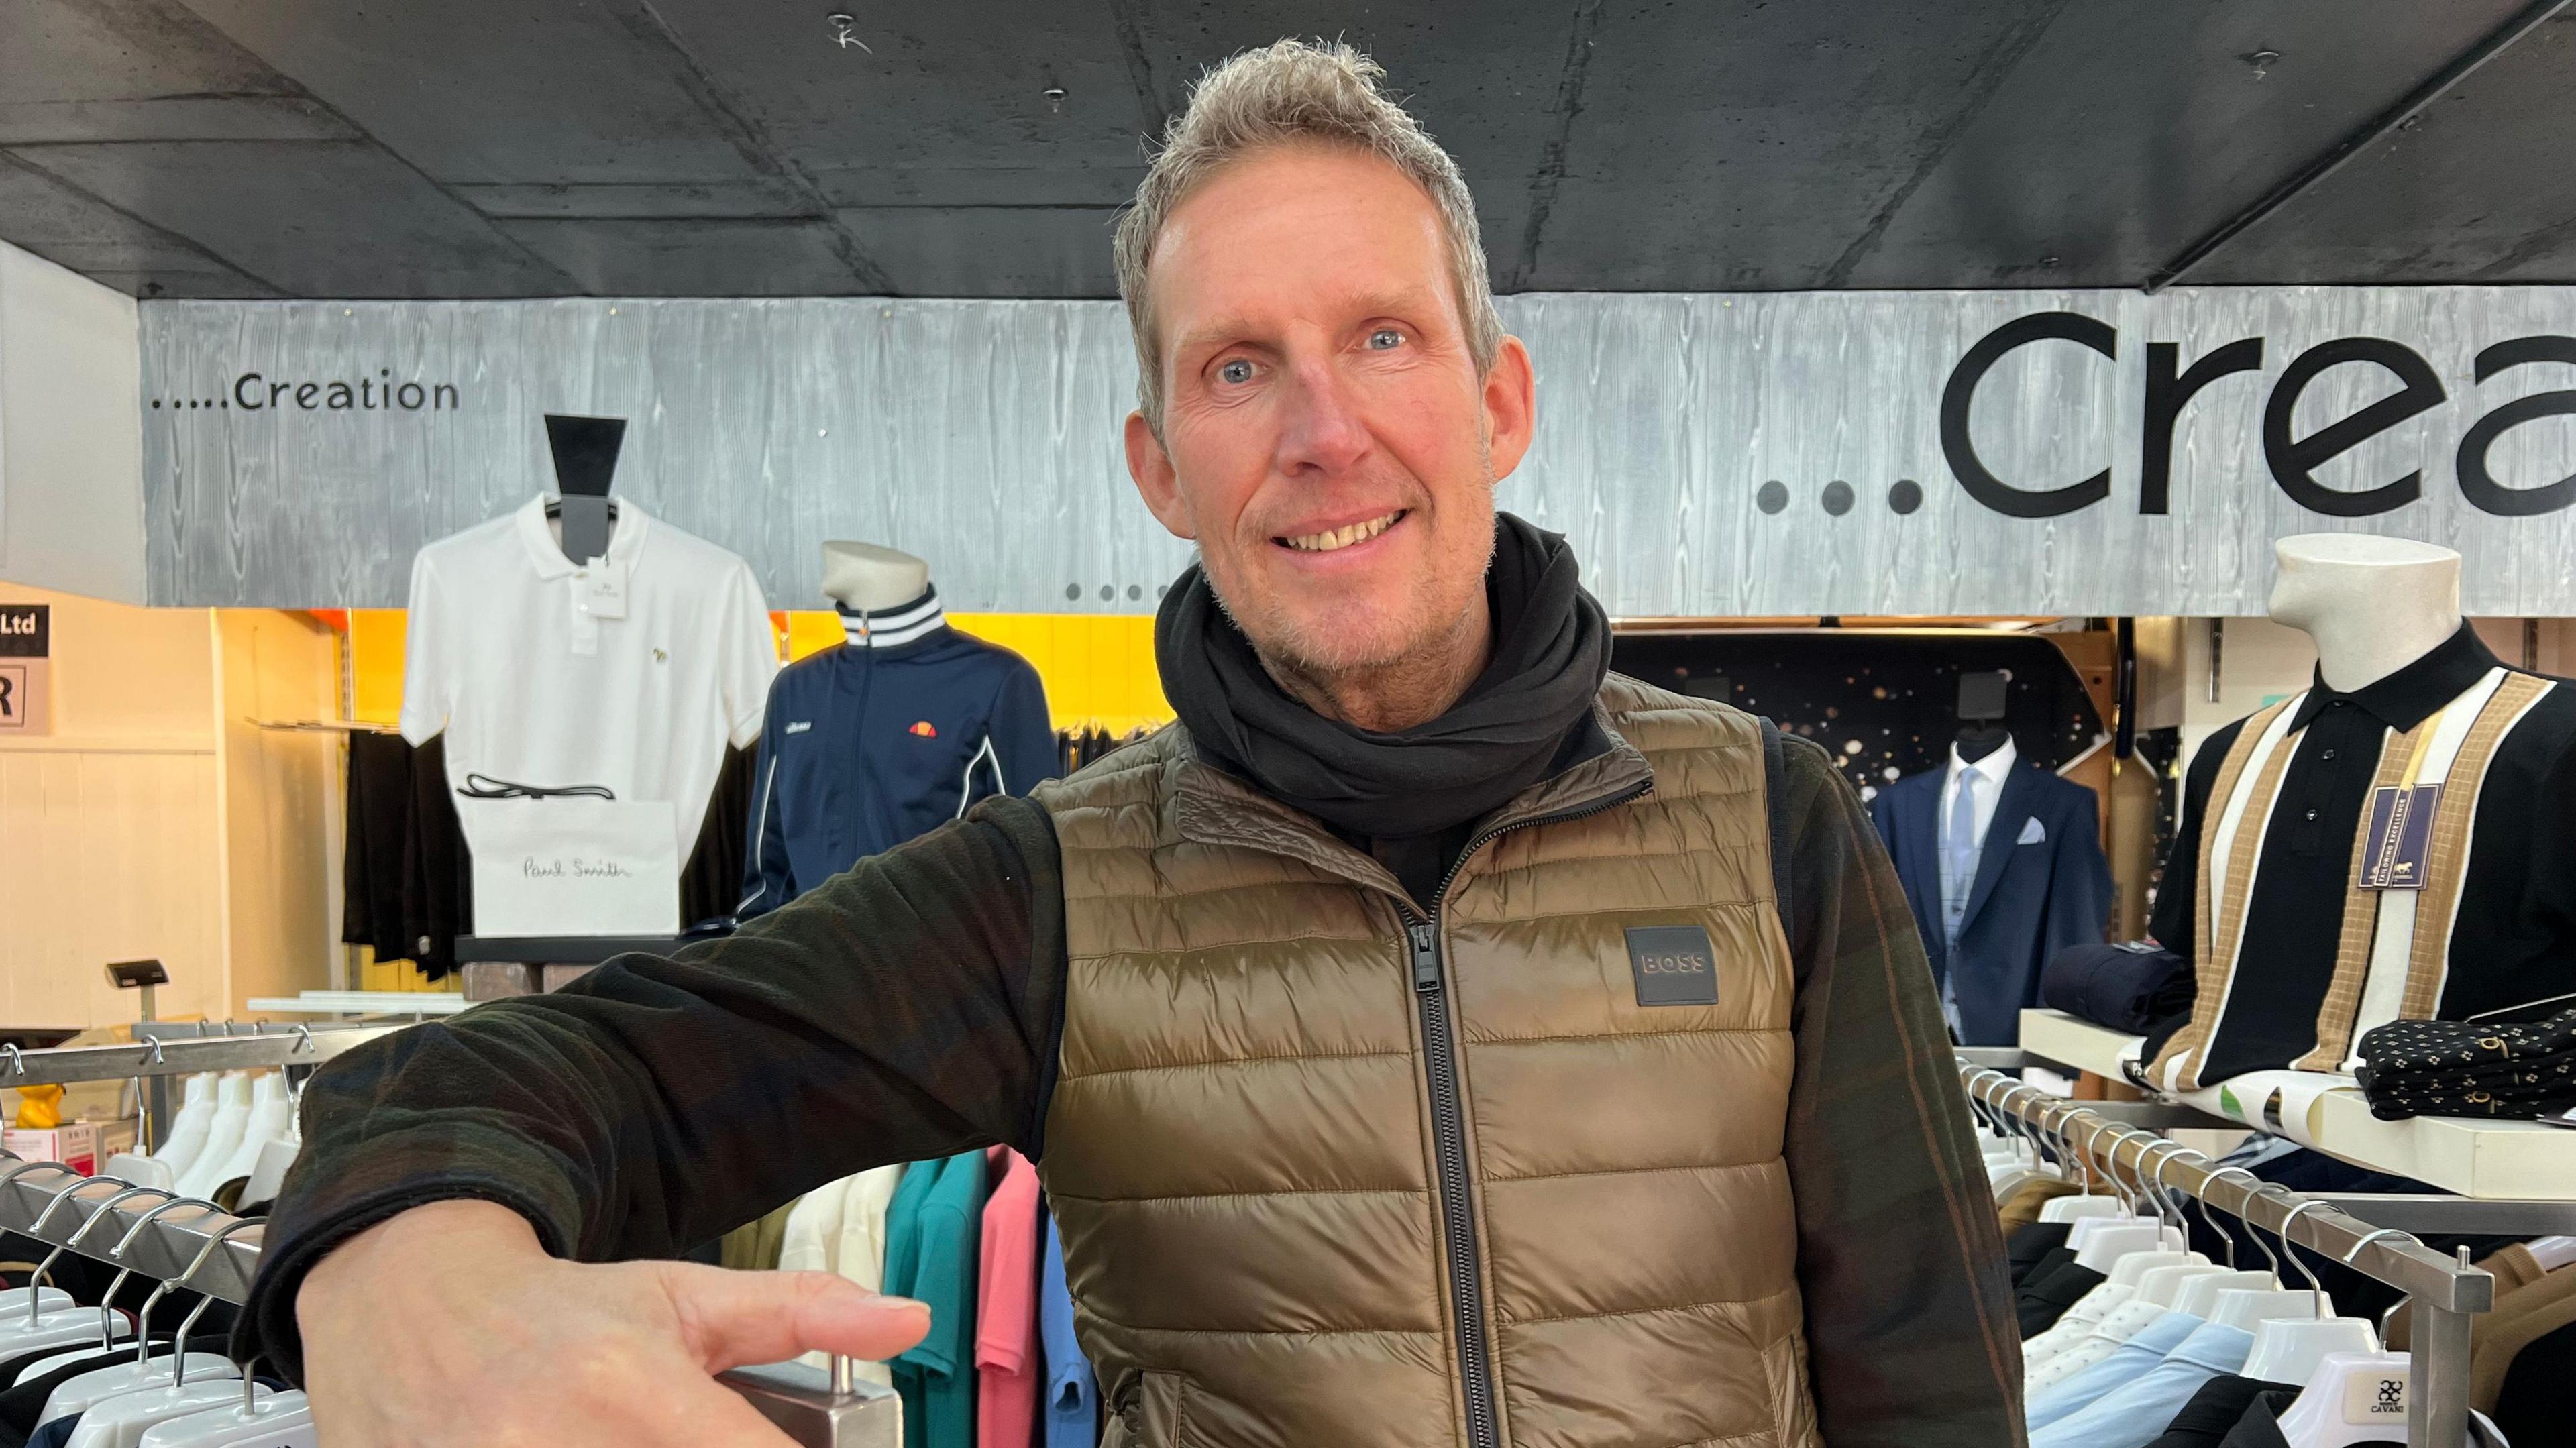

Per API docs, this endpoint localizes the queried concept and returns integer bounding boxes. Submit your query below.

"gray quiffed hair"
[1113,38,1504,431]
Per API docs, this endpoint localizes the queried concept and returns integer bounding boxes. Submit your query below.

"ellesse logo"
[908,720,938,738]
[1625,925,1719,1007]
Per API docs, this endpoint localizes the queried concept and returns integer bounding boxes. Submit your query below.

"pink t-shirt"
[977,1147,1043,1448]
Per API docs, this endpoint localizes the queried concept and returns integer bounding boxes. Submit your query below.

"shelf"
[2016,1008,2576,1201]
[2308,1093,2576,1201]
[247,991,470,1017]
[2017,1009,2143,1079]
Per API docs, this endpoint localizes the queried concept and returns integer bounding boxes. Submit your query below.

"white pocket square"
[2016,817,2047,846]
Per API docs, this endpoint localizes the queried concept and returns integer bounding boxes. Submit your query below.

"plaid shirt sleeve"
[1775,736,2027,1447]
[238,796,1068,1385]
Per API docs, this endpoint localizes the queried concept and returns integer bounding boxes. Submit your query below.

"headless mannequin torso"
[821,541,930,613]
[2268,534,2464,693]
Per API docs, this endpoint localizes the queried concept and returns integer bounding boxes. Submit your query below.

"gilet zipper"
[1397,777,1652,1448]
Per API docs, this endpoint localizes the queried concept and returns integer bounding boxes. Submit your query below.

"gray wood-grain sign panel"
[140,290,2576,615]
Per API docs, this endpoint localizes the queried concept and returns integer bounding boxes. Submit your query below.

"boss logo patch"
[1625,926,1719,1007]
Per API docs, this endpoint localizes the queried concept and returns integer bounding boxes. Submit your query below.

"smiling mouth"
[1277,510,1406,553]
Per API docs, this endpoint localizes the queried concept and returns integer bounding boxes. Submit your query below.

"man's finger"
[663,1264,933,1371]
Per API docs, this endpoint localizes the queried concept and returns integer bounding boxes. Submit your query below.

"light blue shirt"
[2025,1311,2204,1431]
[2029,1320,2252,1448]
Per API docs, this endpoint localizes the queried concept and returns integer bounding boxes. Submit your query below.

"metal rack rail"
[1962,1061,2496,1448]
[0,1023,405,1090]
[0,1152,896,1445]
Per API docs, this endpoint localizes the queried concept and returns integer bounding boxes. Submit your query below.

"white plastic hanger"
[2241,1209,2387,1385]
[38,1201,245,1428]
[136,1384,313,1448]
[172,1076,250,1201]
[2176,1270,2277,1317]
[197,1076,288,1198]
[237,1140,297,1213]
[64,1380,276,1448]
[58,1221,266,1448]
[97,1156,174,1195]
[2212,1286,2324,1333]
[2138,1262,2231,1308]
[144,1078,215,1180]
[0,1181,152,1353]
[2165,1164,2282,1318]
[2271,1350,2411,1446]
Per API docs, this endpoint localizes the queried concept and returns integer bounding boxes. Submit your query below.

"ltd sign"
[1941,311,2576,520]
[0,603,50,737]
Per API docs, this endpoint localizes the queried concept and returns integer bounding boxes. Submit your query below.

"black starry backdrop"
[1609,631,2108,803]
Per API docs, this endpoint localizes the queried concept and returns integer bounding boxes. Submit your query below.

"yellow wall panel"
[358,607,1173,738]
[347,609,406,727]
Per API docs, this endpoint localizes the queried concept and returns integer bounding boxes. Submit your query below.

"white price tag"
[574,559,630,620]
[2343,1369,2406,1427]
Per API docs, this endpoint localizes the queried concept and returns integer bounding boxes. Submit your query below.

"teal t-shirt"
[885,1150,990,1448]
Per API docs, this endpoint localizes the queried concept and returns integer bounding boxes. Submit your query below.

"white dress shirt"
[1938,734,2018,856]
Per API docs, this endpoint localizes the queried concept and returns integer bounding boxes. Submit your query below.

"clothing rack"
[0,1151,900,1445]
[1959,1060,2496,1448]
[0,1023,403,1089]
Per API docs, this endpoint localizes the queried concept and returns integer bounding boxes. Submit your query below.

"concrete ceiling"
[3,0,2572,300]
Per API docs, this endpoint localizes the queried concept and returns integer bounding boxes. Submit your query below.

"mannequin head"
[2268,534,2463,693]
[820,541,931,613]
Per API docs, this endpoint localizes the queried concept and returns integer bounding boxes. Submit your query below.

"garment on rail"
[887,1148,987,1448]
[737,590,1054,919]
[2133,1374,2296,1448]
[2147,625,2576,1093]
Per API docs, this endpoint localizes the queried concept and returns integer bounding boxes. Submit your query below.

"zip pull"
[1407,920,1442,993]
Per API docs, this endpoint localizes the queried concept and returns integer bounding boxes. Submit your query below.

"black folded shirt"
[2043,942,2192,1034]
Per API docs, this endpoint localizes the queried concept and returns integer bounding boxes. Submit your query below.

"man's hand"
[298,1199,930,1446]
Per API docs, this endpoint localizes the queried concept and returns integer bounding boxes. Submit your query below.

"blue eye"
[1218,359,1254,384]
[1368,329,1403,350]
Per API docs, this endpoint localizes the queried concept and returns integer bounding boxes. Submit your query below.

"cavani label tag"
[1626,926,1720,1007]
[2342,1369,2406,1426]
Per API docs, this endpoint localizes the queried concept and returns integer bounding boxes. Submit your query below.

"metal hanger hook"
[2240,1183,2301,1280]
[2197,1166,2262,1269]
[2131,1139,2189,1227]
[168,1218,267,1383]
[117,1197,219,1366]
[2273,1199,2334,1309]
[2341,1228,2422,1274]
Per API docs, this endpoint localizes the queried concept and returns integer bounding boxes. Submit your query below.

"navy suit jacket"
[1869,760,2114,1047]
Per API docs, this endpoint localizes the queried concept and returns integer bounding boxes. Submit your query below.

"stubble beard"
[1214,467,1498,730]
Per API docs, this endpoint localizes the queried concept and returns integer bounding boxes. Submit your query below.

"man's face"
[1124,144,1535,679]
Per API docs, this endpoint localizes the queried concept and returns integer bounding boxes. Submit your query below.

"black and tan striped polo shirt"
[2147,625,2576,1092]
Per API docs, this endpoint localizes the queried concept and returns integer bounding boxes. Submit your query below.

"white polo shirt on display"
[399,493,777,865]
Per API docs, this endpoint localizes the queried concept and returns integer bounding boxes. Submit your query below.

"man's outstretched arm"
[244,797,1066,1392]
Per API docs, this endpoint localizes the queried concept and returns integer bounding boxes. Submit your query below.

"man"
[266,40,2020,1448]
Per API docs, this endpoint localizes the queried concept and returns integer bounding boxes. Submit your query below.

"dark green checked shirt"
[242,734,2023,1448]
